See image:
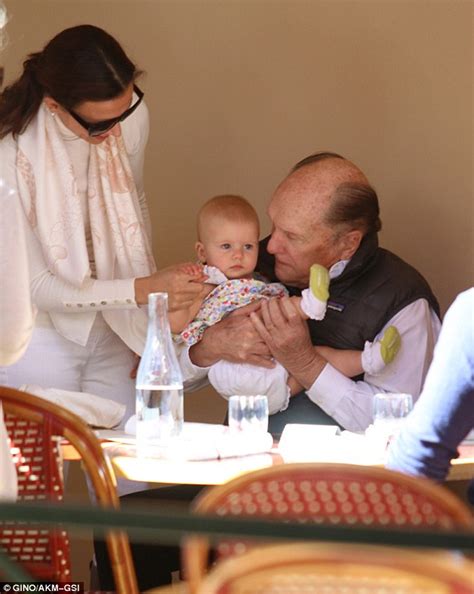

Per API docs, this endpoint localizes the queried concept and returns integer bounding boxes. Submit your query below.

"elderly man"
[180,152,441,434]
[95,152,442,590]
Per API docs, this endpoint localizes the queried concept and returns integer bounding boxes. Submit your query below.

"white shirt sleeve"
[306,299,441,432]
[176,342,211,391]
[23,219,138,312]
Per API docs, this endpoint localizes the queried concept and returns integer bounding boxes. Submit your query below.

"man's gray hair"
[292,151,382,235]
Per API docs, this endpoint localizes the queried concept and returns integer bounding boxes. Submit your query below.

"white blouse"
[1,98,152,349]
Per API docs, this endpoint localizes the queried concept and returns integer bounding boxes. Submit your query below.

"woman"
[0,25,204,423]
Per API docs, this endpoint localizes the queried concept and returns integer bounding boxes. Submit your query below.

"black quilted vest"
[255,233,440,434]
[257,232,440,364]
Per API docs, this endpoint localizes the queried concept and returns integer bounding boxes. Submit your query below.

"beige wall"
[3,0,473,420]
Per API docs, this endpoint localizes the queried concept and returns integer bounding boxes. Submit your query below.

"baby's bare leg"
[315,326,402,378]
[315,346,364,378]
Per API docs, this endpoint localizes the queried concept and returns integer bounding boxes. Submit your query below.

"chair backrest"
[0,386,138,594]
[3,409,70,581]
[183,462,473,593]
[196,542,474,594]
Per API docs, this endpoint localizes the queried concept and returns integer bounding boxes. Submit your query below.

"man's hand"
[189,301,274,368]
[251,297,326,388]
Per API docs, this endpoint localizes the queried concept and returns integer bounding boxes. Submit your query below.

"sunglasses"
[65,85,144,137]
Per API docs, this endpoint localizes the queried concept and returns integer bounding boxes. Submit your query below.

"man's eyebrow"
[281,226,302,238]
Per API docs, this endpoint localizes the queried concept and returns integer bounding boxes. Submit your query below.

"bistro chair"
[0,385,139,594]
[195,541,474,594]
[183,462,473,594]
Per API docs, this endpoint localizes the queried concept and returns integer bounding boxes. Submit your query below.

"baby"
[171,195,401,414]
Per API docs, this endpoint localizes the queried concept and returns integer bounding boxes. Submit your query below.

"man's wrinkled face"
[266,170,347,288]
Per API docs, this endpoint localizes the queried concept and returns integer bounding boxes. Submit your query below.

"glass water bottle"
[135,292,184,457]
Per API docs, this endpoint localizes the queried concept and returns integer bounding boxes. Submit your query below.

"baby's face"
[196,219,259,279]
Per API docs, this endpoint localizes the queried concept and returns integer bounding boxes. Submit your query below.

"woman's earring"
[50,111,56,117]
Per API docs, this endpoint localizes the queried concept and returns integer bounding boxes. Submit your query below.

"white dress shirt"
[178,267,441,432]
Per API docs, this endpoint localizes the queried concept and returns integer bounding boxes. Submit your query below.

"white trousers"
[0,312,146,496]
[0,312,136,427]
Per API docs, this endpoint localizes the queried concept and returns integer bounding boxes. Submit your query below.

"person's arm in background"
[251,297,441,432]
[0,148,34,366]
[0,147,29,500]
[386,289,474,481]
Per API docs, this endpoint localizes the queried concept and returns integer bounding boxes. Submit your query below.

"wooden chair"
[0,385,139,594]
[195,541,474,594]
[183,462,473,593]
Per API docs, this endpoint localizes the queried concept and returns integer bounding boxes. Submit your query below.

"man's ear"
[43,96,60,114]
[195,241,207,264]
[339,229,363,260]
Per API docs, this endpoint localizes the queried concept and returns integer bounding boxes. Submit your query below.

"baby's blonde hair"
[197,194,259,240]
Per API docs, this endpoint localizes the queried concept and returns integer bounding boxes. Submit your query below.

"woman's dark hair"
[0,24,142,139]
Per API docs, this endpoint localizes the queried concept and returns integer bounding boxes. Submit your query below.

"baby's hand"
[289,296,307,319]
[178,262,208,282]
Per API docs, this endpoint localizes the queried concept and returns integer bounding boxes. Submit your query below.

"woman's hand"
[134,263,207,310]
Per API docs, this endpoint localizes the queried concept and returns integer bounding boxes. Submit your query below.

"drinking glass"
[372,392,413,445]
[228,395,269,433]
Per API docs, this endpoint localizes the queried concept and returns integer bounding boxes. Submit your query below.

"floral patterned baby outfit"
[179,266,288,346]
